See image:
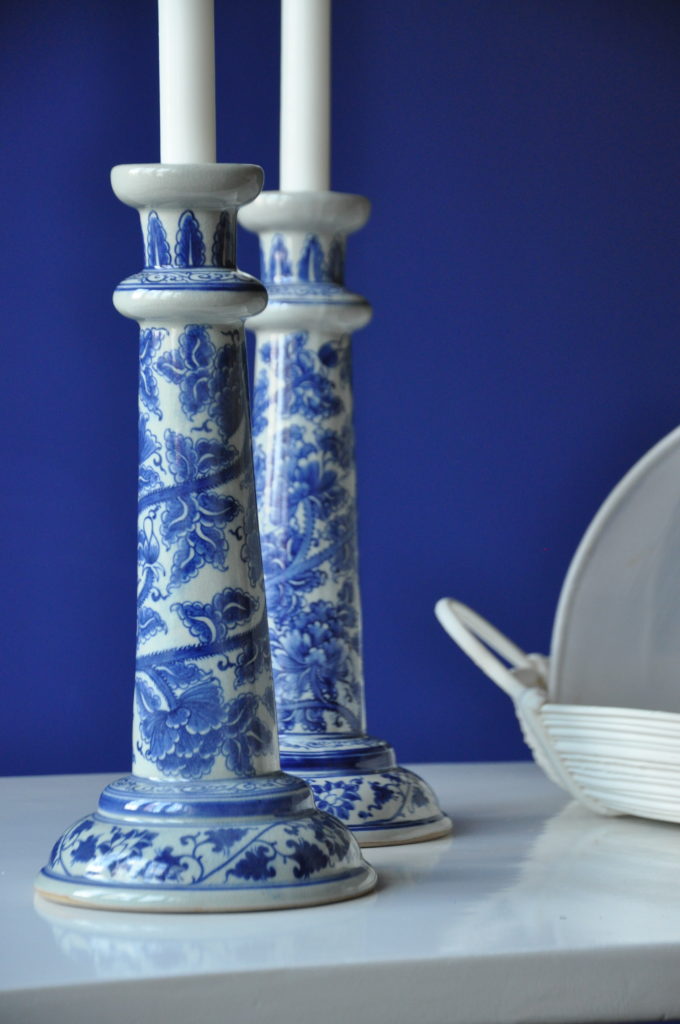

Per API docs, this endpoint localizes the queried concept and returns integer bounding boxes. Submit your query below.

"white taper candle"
[280,0,331,191]
[158,0,217,164]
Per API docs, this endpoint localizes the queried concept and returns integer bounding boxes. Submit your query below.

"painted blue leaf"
[146,211,172,267]
[175,210,206,267]
[205,827,248,853]
[71,834,98,863]
[231,844,277,881]
[266,234,292,282]
[297,235,325,282]
[211,211,233,267]
[289,839,329,879]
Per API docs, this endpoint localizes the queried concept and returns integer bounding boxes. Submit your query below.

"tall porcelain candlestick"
[34,164,376,910]
[241,193,452,844]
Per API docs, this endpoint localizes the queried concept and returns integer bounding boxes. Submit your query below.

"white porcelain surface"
[550,424,680,710]
[4,763,680,1024]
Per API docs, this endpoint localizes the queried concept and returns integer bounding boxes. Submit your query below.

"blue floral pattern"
[134,313,276,780]
[309,769,438,827]
[253,330,364,736]
[46,810,354,888]
[261,233,346,286]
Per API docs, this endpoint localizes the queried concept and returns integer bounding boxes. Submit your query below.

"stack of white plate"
[435,425,680,825]
[540,704,680,823]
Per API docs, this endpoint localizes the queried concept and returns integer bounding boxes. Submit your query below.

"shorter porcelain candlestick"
[241,192,452,845]
[34,165,376,910]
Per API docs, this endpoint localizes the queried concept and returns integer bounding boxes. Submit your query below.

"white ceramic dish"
[549,425,680,711]
[434,598,680,823]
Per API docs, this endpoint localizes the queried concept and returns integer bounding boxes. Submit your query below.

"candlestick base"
[35,772,376,911]
[279,736,452,846]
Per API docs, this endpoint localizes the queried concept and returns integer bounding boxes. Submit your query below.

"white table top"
[2,762,679,1024]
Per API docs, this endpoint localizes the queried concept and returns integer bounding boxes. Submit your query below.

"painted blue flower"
[94,829,159,879]
[157,326,244,442]
[268,599,360,731]
[311,779,362,821]
[280,334,343,421]
[157,325,213,418]
[161,432,241,586]
[289,460,344,520]
[135,666,225,779]
[273,627,344,706]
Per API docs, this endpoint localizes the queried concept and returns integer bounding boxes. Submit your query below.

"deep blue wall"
[2,1,679,775]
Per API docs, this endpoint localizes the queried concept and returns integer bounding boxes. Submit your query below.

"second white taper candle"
[280,0,331,192]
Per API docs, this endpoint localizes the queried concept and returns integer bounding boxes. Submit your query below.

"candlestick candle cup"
[34,165,376,911]
[240,192,452,845]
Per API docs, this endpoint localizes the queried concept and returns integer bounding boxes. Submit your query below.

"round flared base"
[279,737,453,847]
[35,772,377,912]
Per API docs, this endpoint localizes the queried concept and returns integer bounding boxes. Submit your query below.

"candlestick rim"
[239,190,371,235]
[111,163,264,211]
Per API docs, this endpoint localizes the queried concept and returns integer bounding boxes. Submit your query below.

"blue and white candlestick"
[35,165,376,910]
[241,192,452,845]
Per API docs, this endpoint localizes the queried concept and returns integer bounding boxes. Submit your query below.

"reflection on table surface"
[18,762,680,985]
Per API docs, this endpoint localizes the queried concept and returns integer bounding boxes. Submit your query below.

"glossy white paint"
[3,763,680,1023]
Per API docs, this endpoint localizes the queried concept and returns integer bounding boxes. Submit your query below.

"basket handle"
[434,598,546,702]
